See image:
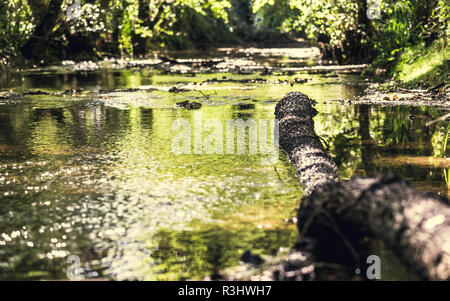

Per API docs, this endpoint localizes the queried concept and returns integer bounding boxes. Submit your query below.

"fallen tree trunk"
[275,92,450,280]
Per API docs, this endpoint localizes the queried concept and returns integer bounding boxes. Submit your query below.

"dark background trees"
[0,0,448,74]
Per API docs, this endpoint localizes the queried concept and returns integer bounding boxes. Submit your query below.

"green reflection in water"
[147,227,297,281]
[0,96,304,280]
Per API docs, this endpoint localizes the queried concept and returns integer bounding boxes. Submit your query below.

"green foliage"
[422,0,450,42]
[370,1,416,67]
[97,0,233,54]
[0,0,35,68]
[252,0,363,62]
[286,0,359,47]
[252,0,297,34]
[393,38,449,87]
[64,1,105,34]
[432,122,450,158]
[155,5,238,50]
[0,0,448,69]
[146,0,234,49]
[252,0,449,67]
[0,0,235,63]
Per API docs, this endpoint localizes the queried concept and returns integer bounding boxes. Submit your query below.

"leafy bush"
[0,0,447,69]
[0,0,34,68]
[370,0,416,68]
[95,0,233,54]
[252,0,448,67]
[0,0,235,63]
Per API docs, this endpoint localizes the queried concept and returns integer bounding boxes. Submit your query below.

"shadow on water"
[146,227,297,281]
[0,48,448,280]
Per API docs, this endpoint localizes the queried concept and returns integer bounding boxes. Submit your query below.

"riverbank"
[1,48,448,109]
[338,87,449,108]
[392,39,449,88]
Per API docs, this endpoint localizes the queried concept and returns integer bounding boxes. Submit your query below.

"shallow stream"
[0,47,448,280]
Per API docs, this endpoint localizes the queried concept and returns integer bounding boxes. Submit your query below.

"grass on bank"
[392,39,449,88]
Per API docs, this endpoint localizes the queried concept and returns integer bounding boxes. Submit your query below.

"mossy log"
[275,92,450,280]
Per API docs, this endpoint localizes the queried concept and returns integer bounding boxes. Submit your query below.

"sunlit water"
[0,48,448,280]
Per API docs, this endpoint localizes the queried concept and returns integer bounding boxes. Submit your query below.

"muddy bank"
[336,84,449,108]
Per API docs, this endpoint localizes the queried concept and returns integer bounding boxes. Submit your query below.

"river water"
[0,47,448,280]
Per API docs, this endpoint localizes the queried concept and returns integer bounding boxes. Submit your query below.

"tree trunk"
[21,0,63,60]
[358,105,375,173]
[275,92,450,280]
[274,92,339,195]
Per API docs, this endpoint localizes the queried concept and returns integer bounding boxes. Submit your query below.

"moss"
[392,39,449,88]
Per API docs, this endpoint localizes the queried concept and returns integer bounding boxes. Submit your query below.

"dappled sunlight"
[0,0,448,281]
[0,45,449,279]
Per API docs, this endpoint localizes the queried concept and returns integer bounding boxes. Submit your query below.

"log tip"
[275,92,318,120]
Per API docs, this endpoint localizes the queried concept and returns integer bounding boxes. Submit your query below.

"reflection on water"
[0,50,448,280]
[0,98,303,280]
[315,104,449,197]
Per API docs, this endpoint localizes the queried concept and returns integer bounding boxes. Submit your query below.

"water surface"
[0,47,448,280]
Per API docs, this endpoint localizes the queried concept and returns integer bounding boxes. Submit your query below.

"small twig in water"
[426,112,450,126]
[273,166,285,185]
[197,90,215,100]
